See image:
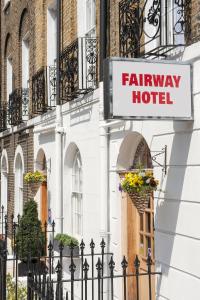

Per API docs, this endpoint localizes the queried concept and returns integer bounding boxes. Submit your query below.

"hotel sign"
[104,58,192,120]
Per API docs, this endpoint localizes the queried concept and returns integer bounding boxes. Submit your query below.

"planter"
[29,182,41,197]
[128,192,151,214]
[53,240,79,257]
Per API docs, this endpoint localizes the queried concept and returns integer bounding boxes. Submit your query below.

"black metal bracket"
[151,145,167,175]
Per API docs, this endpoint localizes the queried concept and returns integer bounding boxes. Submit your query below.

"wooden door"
[126,194,155,300]
[41,182,47,226]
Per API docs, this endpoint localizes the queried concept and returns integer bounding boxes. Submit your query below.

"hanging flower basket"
[128,191,152,214]
[120,170,159,214]
[29,182,41,196]
[24,171,47,197]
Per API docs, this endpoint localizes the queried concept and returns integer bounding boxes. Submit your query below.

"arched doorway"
[117,133,155,300]
[35,149,47,226]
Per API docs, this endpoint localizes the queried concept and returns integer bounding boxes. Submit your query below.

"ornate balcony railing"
[32,67,47,114]
[119,0,191,58]
[32,66,56,114]
[8,88,29,126]
[60,37,98,103]
[0,105,7,132]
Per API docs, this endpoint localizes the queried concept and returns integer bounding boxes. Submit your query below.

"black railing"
[32,66,56,114]
[60,37,98,103]
[8,88,29,126]
[0,208,161,300]
[0,105,8,132]
[119,0,191,58]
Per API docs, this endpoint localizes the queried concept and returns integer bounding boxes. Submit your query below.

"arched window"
[72,150,82,236]
[14,153,24,218]
[1,152,9,214]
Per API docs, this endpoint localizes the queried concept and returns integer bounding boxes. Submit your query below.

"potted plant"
[16,199,46,276]
[120,169,159,214]
[24,171,46,196]
[54,233,79,257]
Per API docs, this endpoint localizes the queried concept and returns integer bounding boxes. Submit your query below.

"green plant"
[16,199,46,260]
[54,233,79,247]
[24,170,46,183]
[6,273,27,300]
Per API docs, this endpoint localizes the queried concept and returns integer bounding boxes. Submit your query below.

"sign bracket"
[151,145,167,175]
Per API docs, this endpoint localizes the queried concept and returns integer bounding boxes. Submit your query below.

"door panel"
[41,182,47,226]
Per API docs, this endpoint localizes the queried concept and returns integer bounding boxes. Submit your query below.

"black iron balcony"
[32,66,56,114]
[60,36,98,103]
[0,105,7,132]
[8,88,29,126]
[119,0,191,59]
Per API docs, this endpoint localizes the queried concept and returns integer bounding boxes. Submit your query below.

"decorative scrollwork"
[49,65,57,107]
[174,0,187,34]
[8,88,29,126]
[60,39,79,102]
[0,104,7,132]
[60,37,98,103]
[147,0,160,27]
[119,0,189,58]
[32,67,47,114]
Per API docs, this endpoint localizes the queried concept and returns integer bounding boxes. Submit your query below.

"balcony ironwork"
[8,88,29,126]
[119,0,191,59]
[0,105,7,132]
[60,37,98,103]
[32,66,56,114]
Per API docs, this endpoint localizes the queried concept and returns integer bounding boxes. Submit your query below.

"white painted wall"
[31,40,200,300]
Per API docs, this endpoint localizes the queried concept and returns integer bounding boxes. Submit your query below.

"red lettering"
[132,91,141,103]
[122,73,129,86]
[159,92,166,104]
[165,75,173,87]
[129,74,139,86]
[144,74,152,86]
[173,75,181,88]
[142,92,151,104]
[151,92,158,104]
[152,75,165,87]
[166,92,173,104]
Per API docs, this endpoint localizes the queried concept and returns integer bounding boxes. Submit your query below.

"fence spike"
[109,255,115,272]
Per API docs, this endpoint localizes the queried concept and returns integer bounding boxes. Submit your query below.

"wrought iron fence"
[0,208,161,300]
[119,0,191,58]
[60,37,98,103]
[8,88,29,126]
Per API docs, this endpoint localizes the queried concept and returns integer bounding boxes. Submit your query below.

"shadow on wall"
[155,121,193,292]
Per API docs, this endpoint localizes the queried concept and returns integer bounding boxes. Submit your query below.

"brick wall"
[0,127,34,221]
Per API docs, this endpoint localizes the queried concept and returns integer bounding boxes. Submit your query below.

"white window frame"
[14,155,24,219]
[22,33,30,89]
[6,55,13,103]
[86,0,96,37]
[71,150,83,237]
[47,4,57,106]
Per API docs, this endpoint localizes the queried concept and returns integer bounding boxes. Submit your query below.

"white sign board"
[104,58,192,120]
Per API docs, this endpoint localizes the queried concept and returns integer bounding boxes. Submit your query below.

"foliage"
[6,273,27,300]
[54,233,79,247]
[24,170,46,183]
[16,199,45,260]
[121,169,159,195]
